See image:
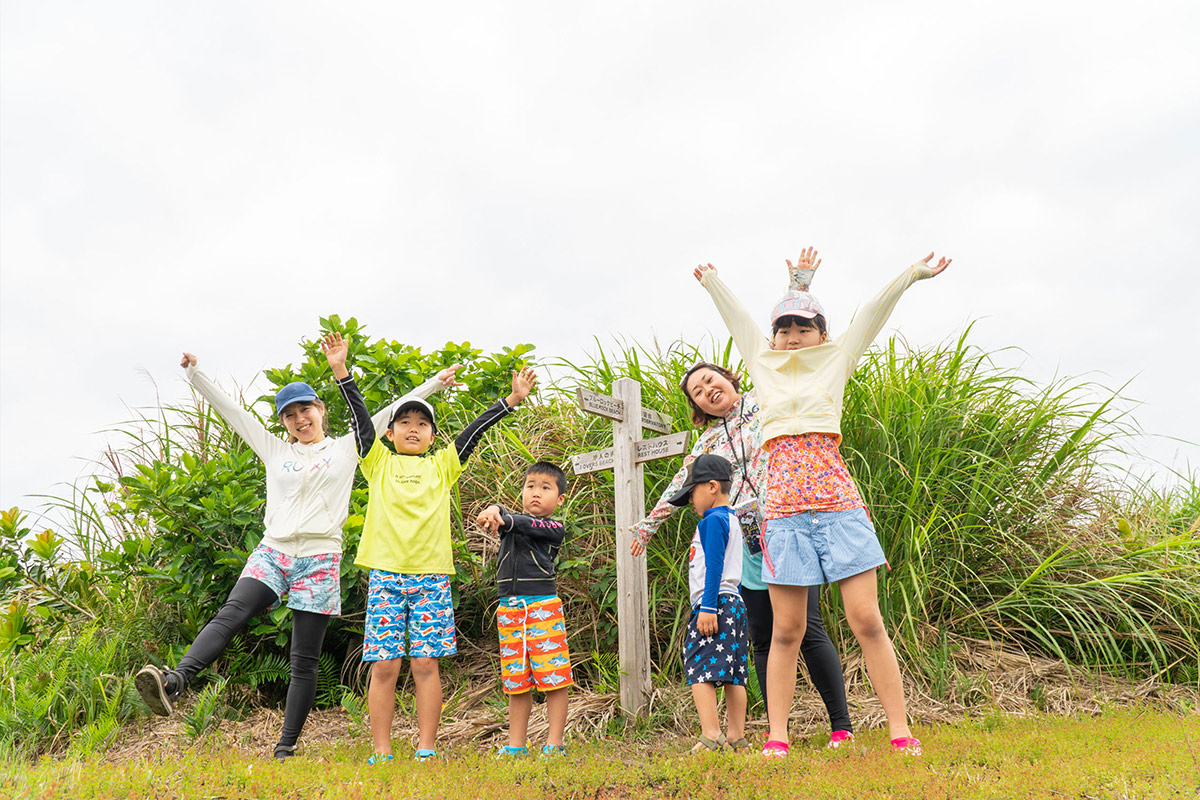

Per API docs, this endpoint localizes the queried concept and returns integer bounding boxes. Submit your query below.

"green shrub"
[3,319,1197,759]
[0,622,143,757]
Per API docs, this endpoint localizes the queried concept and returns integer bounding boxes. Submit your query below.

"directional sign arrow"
[570,446,615,475]
[639,408,672,434]
[575,387,624,421]
[633,431,690,463]
[570,431,691,475]
[577,387,674,433]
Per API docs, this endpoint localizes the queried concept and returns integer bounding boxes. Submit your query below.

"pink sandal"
[761,739,789,757]
[890,736,922,755]
[827,730,854,749]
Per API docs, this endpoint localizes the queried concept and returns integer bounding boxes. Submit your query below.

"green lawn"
[5,710,1199,800]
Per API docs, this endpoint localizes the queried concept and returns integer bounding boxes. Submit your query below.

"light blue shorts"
[761,508,886,586]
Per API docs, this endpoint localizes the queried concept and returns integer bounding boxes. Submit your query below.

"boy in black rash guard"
[475,462,573,757]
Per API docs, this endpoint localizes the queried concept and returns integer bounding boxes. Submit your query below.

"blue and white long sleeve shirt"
[687,505,743,612]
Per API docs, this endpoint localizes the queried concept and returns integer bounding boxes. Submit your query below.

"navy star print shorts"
[683,593,749,687]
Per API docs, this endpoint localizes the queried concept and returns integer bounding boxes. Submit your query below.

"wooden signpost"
[570,381,690,715]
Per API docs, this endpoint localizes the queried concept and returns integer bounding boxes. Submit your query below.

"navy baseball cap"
[667,454,733,506]
[274,382,319,416]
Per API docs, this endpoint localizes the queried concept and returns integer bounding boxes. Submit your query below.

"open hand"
[320,333,350,380]
[476,504,504,534]
[180,352,198,369]
[787,247,821,273]
[321,333,349,369]
[437,364,465,389]
[697,611,718,637]
[693,263,717,283]
[921,252,953,277]
[786,247,821,290]
[506,367,538,408]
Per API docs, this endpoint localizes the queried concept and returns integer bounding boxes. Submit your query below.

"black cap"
[667,454,733,507]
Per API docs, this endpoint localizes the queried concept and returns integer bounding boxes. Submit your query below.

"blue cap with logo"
[274,382,319,416]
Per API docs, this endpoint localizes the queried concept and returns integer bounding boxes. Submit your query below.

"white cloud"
[3,1,1198,513]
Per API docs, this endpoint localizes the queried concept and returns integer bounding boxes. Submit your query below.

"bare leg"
[507,691,533,748]
[764,583,809,744]
[799,584,853,734]
[724,685,747,742]
[367,659,402,755]
[544,687,569,747]
[839,569,911,741]
[410,657,442,752]
[691,683,722,741]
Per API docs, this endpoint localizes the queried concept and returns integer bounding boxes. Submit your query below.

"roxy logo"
[282,457,333,473]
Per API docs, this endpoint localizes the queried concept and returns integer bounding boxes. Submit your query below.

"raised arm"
[181,353,280,461]
[786,246,822,291]
[696,265,768,370]
[454,367,536,464]
[370,364,465,439]
[320,333,375,458]
[836,253,949,371]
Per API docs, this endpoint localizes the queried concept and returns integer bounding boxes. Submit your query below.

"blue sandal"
[497,745,528,757]
[414,748,437,762]
[366,753,394,765]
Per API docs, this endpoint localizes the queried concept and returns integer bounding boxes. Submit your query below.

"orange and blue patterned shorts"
[496,595,574,694]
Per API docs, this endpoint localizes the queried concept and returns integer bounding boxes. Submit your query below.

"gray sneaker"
[134,664,180,717]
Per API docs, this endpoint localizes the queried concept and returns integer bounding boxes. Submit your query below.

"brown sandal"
[690,733,729,753]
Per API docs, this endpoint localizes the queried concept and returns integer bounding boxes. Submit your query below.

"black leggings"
[739,584,852,733]
[174,577,330,748]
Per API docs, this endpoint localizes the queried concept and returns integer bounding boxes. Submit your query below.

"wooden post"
[611,377,651,715]
[571,384,689,716]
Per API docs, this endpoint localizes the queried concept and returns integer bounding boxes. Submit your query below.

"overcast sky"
[3,1,1198,521]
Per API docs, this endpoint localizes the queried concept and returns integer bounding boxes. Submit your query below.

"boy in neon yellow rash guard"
[358,367,537,764]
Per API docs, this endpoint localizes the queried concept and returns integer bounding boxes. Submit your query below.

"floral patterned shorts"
[240,544,342,615]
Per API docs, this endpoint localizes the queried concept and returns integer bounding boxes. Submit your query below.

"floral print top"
[762,433,864,518]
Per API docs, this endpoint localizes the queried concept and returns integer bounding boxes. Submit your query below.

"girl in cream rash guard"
[629,379,854,746]
[697,249,952,757]
[134,334,459,761]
